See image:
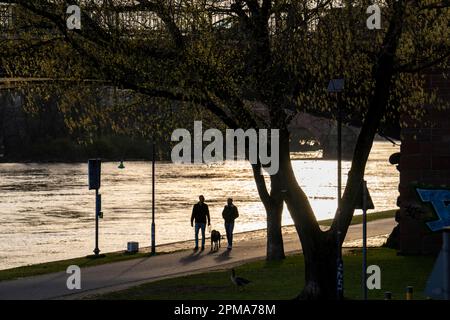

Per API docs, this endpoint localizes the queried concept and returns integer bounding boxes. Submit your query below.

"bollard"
[384,291,392,300]
[406,286,413,300]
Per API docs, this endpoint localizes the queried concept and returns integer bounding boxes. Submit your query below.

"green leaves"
[1,1,448,134]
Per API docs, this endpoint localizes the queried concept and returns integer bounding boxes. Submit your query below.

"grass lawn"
[0,209,396,282]
[96,247,435,300]
[319,209,396,227]
[0,251,158,282]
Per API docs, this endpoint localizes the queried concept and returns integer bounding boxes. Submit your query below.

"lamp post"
[328,78,345,300]
[118,141,156,255]
[151,141,156,255]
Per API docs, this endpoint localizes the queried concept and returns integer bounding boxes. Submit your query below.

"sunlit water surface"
[0,142,399,269]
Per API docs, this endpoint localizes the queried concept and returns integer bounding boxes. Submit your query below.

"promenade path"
[0,219,395,300]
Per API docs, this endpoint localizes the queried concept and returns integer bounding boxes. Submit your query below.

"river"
[0,141,399,270]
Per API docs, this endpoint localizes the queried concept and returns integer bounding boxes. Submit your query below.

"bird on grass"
[230,269,251,289]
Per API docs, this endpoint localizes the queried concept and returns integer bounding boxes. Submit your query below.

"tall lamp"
[118,141,156,255]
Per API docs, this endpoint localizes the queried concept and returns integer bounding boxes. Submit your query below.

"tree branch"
[230,0,251,28]
[418,0,450,11]
[330,0,408,241]
[245,0,260,16]
[396,52,450,73]
[137,0,184,49]
[252,163,272,209]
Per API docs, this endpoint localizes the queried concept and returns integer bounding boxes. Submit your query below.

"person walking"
[191,195,210,251]
[222,198,239,250]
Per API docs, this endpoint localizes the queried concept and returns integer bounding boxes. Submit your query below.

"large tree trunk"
[298,232,338,300]
[251,125,289,261]
[279,128,338,299]
[249,0,407,296]
[252,147,286,260]
[297,2,407,299]
[252,162,286,261]
[266,197,285,260]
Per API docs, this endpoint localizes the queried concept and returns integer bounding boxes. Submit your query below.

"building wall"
[397,70,450,255]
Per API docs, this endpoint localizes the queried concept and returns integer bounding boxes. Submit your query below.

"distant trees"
[1,0,448,299]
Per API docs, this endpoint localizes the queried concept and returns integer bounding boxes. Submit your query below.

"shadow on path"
[179,251,206,265]
[214,250,232,263]
[115,257,150,278]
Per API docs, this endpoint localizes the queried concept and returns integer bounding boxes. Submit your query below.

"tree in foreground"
[1,0,449,299]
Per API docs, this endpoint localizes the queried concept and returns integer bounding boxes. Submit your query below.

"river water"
[0,142,399,270]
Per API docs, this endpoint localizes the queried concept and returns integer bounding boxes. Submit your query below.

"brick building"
[396,69,450,255]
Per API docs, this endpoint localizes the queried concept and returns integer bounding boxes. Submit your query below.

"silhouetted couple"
[190,195,239,251]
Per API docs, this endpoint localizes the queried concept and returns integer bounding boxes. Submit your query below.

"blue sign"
[327,79,345,93]
[425,249,447,299]
[417,188,450,232]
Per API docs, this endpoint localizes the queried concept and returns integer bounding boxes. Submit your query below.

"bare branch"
[419,0,450,11]
[396,52,450,73]
[252,163,272,209]
[245,0,260,16]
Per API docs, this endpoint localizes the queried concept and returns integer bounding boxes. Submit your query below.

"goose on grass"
[230,269,251,289]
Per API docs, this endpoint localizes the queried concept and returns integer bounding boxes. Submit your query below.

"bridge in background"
[252,103,359,159]
[0,78,359,160]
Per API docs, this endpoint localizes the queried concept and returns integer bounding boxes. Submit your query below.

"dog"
[210,230,221,251]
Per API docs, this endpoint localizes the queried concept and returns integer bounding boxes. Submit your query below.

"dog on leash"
[210,230,221,251]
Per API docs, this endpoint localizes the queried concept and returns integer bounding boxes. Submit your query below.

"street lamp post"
[118,141,156,255]
[94,189,101,256]
[151,141,156,255]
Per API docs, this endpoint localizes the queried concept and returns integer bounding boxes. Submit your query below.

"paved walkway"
[0,219,395,300]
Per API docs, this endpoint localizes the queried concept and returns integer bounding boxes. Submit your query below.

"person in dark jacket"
[191,195,210,251]
[222,198,239,250]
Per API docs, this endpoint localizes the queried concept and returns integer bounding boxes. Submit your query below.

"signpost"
[362,181,368,300]
[418,188,450,300]
[88,159,102,257]
[356,180,374,300]
[444,228,450,300]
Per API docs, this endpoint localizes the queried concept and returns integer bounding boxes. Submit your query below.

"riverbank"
[0,136,161,163]
[96,247,435,300]
[0,142,400,270]
[0,216,397,300]
[0,210,395,282]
